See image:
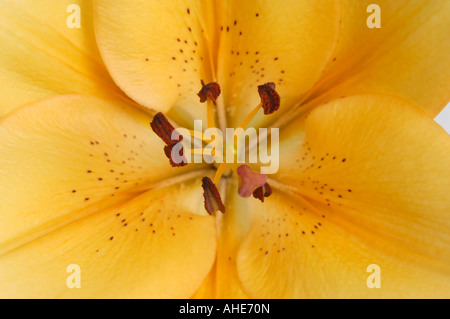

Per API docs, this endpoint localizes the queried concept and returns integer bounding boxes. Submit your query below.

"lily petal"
[215,0,340,128]
[305,0,450,117]
[94,0,216,127]
[276,94,450,261]
[237,191,450,298]
[237,94,450,298]
[0,94,195,256]
[193,182,251,299]
[238,95,450,298]
[0,0,124,117]
[0,180,216,298]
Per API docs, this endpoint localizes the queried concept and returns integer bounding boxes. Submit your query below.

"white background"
[435,102,450,134]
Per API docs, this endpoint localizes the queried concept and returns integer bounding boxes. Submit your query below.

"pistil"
[236,164,267,197]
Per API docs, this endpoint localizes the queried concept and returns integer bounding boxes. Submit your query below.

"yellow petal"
[0,179,216,298]
[275,94,450,262]
[0,94,197,255]
[0,0,125,117]
[94,0,216,127]
[192,181,250,299]
[190,264,217,299]
[215,0,340,128]
[237,94,450,298]
[304,0,450,117]
[237,191,450,298]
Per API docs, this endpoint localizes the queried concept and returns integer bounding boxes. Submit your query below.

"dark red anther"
[150,112,182,146]
[197,80,221,104]
[164,144,187,167]
[201,177,225,214]
[252,183,272,203]
[151,112,186,167]
[258,82,280,115]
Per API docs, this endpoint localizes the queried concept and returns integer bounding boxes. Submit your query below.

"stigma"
[150,80,280,215]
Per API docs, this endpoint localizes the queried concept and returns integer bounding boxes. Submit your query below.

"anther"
[197,80,221,104]
[258,82,280,114]
[150,112,185,167]
[252,183,272,203]
[150,112,182,145]
[164,144,187,167]
[201,177,225,214]
[237,82,281,130]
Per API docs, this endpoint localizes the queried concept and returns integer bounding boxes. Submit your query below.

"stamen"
[150,112,185,167]
[183,130,222,151]
[202,177,225,214]
[237,82,281,129]
[190,148,223,164]
[198,80,221,129]
[237,103,262,129]
[252,183,272,202]
[150,112,182,145]
[258,82,280,115]
[213,162,228,184]
[164,144,187,167]
[190,148,207,155]
[187,129,207,142]
[236,164,267,198]
[197,80,221,104]
[154,81,280,213]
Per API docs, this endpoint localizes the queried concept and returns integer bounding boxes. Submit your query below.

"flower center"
[150,80,280,214]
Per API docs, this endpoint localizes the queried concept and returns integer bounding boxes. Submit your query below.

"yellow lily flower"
[0,0,449,298]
